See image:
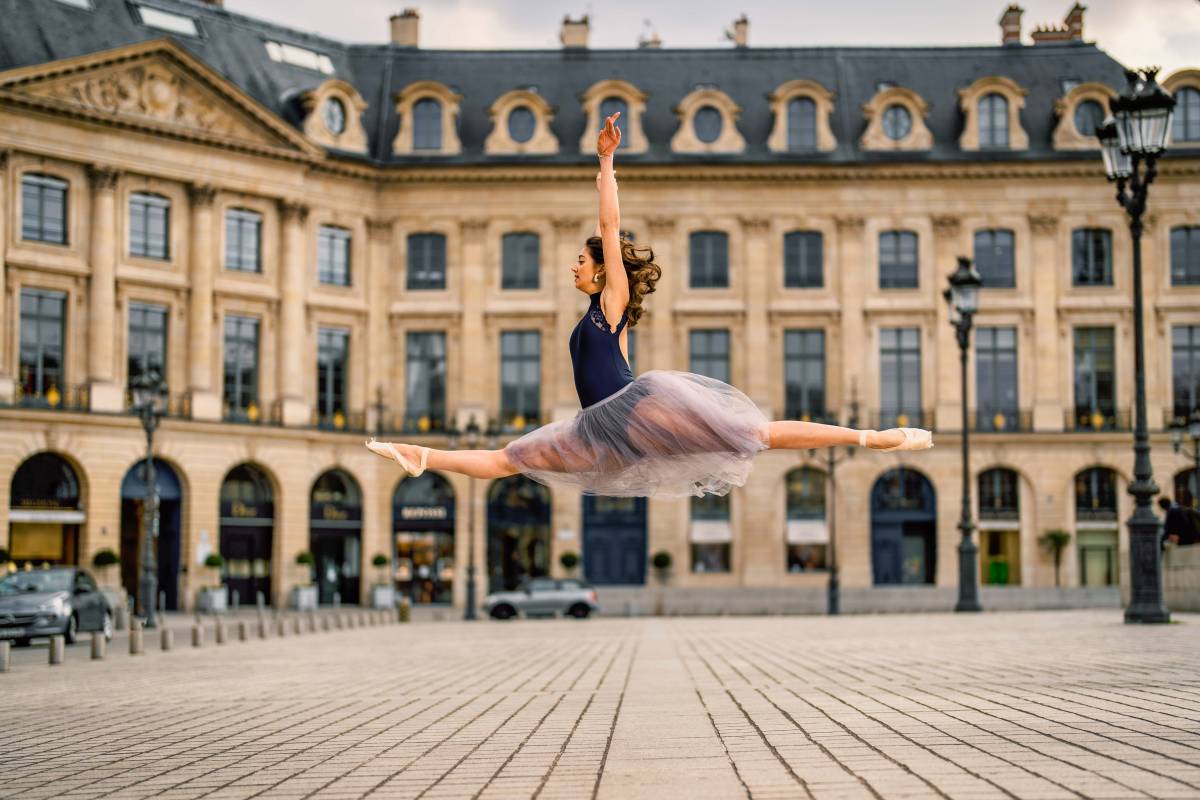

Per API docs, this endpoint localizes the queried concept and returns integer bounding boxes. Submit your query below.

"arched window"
[1074,99,1105,137]
[978,468,1019,519]
[507,106,536,144]
[693,105,723,143]
[787,97,816,151]
[882,105,912,141]
[1172,87,1200,142]
[978,93,1009,148]
[1075,467,1117,521]
[412,97,443,150]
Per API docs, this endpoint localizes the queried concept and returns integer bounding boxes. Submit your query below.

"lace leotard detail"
[569,291,633,408]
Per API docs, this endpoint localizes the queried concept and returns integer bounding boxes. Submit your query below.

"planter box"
[292,585,318,611]
[197,587,227,614]
[371,585,396,610]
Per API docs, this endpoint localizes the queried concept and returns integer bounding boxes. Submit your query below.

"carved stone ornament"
[835,215,864,232]
[738,215,771,234]
[459,217,489,239]
[277,199,310,224]
[932,215,961,236]
[187,183,217,207]
[366,217,394,240]
[1027,213,1059,235]
[645,216,677,233]
[550,216,584,233]
[87,165,120,191]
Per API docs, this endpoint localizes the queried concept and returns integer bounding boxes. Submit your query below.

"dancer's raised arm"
[596,113,628,326]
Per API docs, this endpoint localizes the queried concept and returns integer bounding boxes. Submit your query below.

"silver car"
[0,567,113,646]
[484,578,600,620]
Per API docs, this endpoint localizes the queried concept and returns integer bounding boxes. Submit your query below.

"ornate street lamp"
[808,389,858,615]
[1095,68,1175,624]
[447,415,498,621]
[130,368,168,628]
[1170,409,1200,508]
[945,256,983,613]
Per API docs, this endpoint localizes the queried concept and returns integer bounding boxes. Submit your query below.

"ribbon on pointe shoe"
[875,427,933,452]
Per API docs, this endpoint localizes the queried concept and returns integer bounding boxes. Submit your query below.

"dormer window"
[693,106,723,143]
[1074,100,1105,137]
[484,89,558,155]
[1052,82,1116,150]
[958,76,1029,152]
[578,80,649,155]
[978,93,1008,148]
[768,80,837,154]
[393,81,463,156]
[322,98,346,135]
[412,98,441,150]
[599,97,628,148]
[300,80,368,154]
[133,4,199,37]
[788,98,816,150]
[265,41,335,75]
[1164,70,1200,145]
[882,105,911,140]
[671,87,745,154]
[507,106,536,143]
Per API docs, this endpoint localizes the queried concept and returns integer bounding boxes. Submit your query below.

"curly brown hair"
[584,235,662,328]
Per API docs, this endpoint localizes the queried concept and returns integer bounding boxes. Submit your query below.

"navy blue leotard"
[569,291,633,408]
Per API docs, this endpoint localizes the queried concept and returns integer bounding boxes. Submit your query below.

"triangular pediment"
[0,39,319,158]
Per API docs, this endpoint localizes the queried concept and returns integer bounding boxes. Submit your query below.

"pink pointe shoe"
[858,428,934,451]
[365,438,429,476]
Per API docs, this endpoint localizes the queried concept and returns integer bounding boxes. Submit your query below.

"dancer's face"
[572,245,602,294]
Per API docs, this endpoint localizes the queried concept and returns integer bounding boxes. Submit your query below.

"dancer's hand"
[597,111,621,157]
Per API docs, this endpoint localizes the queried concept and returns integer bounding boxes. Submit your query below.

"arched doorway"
[487,476,550,592]
[310,469,362,605]
[582,495,646,585]
[393,473,455,604]
[1175,468,1198,509]
[119,458,183,610]
[8,452,83,567]
[219,464,274,607]
[785,467,828,572]
[870,467,937,585]
[1075,467,1119,587]
[977,467,1021,585]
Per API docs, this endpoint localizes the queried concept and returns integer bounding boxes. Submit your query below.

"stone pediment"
[0,39,318,159]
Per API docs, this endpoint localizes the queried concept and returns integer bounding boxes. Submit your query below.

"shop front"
[8,453,83,567]
[393,473,455,604]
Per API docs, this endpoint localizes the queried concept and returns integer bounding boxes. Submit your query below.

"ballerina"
[368,111,932,497]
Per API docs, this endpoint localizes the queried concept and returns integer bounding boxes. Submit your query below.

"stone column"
[457,218,489,428]
[739,215,772,416]
[551,216,585,420]
[645,216,677,371]
[187,184,220,420]
[365,217,393,432]
[932,214,963,430]
[835,216,866,423]
[1028,212,1063,431]
[276,200,309,426]
[87,165,122,412]
[0,150,11,403]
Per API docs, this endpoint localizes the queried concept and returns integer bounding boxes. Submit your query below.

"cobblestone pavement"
[1,610,1198,800]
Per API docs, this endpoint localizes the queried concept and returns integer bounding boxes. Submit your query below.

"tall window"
[1073,327,1116,430]
[21,174,68,244]
[223,315,259,421]
[224,208,262,273]
[784,329,825,421]
[1072,228,1112,286]
[783,231,823,288]
[880,327,922,427]
[316,327,349,427]
[976,326,1018,431]
[18,288,66,403]
[405,331,446,431]
[690,493,730,572]
[127,302,168,394]
[129,192,170,260]
[412,98,443,150]
[1076,467,1118,520]
[599,97,628,149]
[317,225,351,286]
[978,93,1009,148]
[787,97,817,151]
[689,329,730,383]
[1173,325,1200,423]
[501,232,539,290]
[1172,87,1200,143]
[689,231,729,288]
[785,468,827,572]
[879,230,918,289]
[973,229,1015,288]
[979,468,1019,520]
[1170,226,1200,286]
[500,331,540,429]
[407,233,446,290]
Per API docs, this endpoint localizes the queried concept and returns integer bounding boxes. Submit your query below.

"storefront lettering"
[231,501,258,518]
[321,504,348,521]
[400,506,448,520]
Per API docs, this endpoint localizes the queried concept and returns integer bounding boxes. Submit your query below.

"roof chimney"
[727,14,748,48]
[561,15,589,49]
[999,5,1023,45]
[1064,2,1085,39]
[390,9,419,48]
[1031,2,1085,46]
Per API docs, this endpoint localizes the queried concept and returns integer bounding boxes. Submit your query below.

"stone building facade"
[1,0,1198,612]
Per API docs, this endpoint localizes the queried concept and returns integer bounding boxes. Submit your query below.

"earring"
[592,275,599,283]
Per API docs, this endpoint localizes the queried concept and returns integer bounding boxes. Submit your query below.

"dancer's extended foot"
[365,438,430,476]
[858,428,933,451]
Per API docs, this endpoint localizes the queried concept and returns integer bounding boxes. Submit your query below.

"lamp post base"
[1124,520,1170,624]
[955,537,982,613]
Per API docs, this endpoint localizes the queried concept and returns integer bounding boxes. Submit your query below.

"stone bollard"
[257,616,269,639]
[91,631,106,660]
[130,619,144,655]
[0,640,10,672]
[307,613,317,633]
[161,628,174,651]
[192,624,203,648]
[275,617,286,637]
[215,621,227,645]
[291,616,302,635]
[346,614,355,630]
[49,635,64,665]
[321,614,331,632]
[399,597,411,623]
[114,603,128,631]
[238,620,249,642]
[335,614,345,630]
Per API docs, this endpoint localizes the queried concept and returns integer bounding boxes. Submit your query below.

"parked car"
[0,567,113,646]
[484,577,600,620]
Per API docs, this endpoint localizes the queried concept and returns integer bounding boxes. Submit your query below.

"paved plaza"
[2,610,1199,800]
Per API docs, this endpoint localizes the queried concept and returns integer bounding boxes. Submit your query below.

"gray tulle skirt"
[504,370,770,498]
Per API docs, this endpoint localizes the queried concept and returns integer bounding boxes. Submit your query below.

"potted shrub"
[1039,529,1072,588]
[371,553,395,609]
[198,553,227,613]
[559,551,580,577]
[91,548,120,583]
[651,550,672,616]
[291,550,318,610]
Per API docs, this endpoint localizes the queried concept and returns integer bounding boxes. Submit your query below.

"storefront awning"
[9,508,86,523]
[786,519,828,544]
[690,520,732,544]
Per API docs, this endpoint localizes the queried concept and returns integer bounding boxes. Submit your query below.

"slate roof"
[0,0,1162,166]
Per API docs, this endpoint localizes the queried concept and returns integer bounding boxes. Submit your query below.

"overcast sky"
[224,0,1198,75]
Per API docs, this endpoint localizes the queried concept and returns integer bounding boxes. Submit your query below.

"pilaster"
[187,183,220,420]
[277,200,310,426]
[835,216,866,421]
[87,165,122,412]
[645,216,677,371]
[0,150,11,403]
[740,214,772,416]
[365,217,394,432]
[457,217,489,429]
[1028,211,1064,431]
[552,216,586,419]
[932,214,964,430]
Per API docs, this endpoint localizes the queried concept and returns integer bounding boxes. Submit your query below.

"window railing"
[783,407,838,425]
[972,408,1032,432]
[1066,408,1131,432]
[312,409,367,433]
[873,409,934,430]
[11,383,89,411]
[222,399,283,426]
[1076,507,1118,522]
[979,506,1020,521]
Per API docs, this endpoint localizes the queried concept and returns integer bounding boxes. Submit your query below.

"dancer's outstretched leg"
[765,421,930,451]
[366,441,519,479]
